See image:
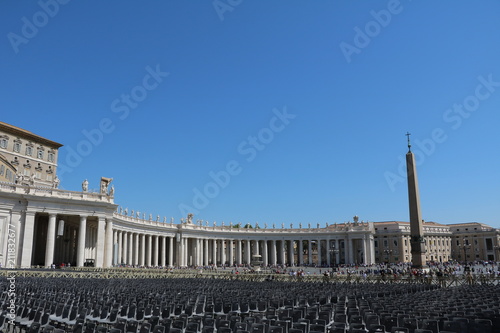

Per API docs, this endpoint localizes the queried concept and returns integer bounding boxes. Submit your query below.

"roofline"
[0,121,63,148]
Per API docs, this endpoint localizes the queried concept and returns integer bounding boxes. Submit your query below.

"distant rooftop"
[0,121,63,148]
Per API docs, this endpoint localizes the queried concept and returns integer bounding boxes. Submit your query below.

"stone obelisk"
[406,132,427,269]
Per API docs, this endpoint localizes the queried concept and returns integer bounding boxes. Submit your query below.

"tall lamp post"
[459,238,471,271]
[383,249,393,264]
[330,244,339,269]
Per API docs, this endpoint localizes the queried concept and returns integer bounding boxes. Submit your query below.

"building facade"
[0,122,498,268]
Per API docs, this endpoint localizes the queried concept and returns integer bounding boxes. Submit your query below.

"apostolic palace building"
[0,121,499,269]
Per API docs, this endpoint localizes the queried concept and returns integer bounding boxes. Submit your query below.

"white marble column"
[228,239,234,266]
[95,217,106,268]
[183,238,188,266]
[236,240,242,265]
[153,235,159,267]
[308,240,313,265]
[123,231,128,265]
[10,212,22,268]
[128,232,133,265]
[362,235,368,264]
[298,240,303,266]
[281,240,286,265]
[271,240,277,265]
[117,231,122,264]
[134,233,139,266]
[288,240,295,266]
[146,234,152,267]
[245,240,251,264]
[220,240,226,266]
[204,239,209,266]
[212,239,217,265]
[347,237,354,264]
[168,236,174,266]
[45,213,57,267]
[161,236,166,267]
[105,219,113,268]
[317,239,322,266]
[140,234,145,266]
[77,216,87,267]
[262,240,268,266]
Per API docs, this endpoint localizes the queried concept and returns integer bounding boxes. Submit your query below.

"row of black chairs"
[1,276,499,333]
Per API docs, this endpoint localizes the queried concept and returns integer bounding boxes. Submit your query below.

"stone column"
[347,237,354,264]
[236,240,242,265]
[220,240,226,266]
[117,231,122,265]
[77,216,87,267]
[161,236,166,267]
[204,239,209,266]
[123,231,128,265]
[168,236,174,266]
[228,239,233,266]
[335,239,340,264]
[307,240,312,265]
[95,217,106,268]
[134,233,139,266]
[183,238,188,266]
[281,240,286,265]
[362,235,368,264]
[105,219,113,268]
[245,240,251,264]
[128,232,133,265]
[298,240,304,266]
[288,240,295,266]
[212,239,217,265]
[45,213,57,267]
[317,239,322,266]
[325,239,331,266]
[271,240,277,265]
[262,240,268,266]
[153,235,159,267]
[139,234,145,266]
[146,234,152,267]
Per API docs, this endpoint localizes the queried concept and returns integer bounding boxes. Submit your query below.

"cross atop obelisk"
[406,132,411,152]
[405,132,427,269]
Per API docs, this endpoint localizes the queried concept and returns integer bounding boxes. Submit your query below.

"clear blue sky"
[1,1,499,227]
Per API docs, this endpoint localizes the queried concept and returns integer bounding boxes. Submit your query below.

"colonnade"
[113,235,375,268]
[12,212,375,268]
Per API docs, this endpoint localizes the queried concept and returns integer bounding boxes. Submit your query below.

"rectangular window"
[37,150,44,159]
[26,146,32,156]
[6,169,13,181]
[46,174,53,181]
[14,142,21,152]
[23,168,30,176]
[0,165,4,176]
[48,153,54,162]
[35,171,41,179]
[0,139,7,148]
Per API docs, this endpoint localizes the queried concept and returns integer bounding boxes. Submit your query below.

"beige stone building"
[0,122,62,188]
[0,122,498,268]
